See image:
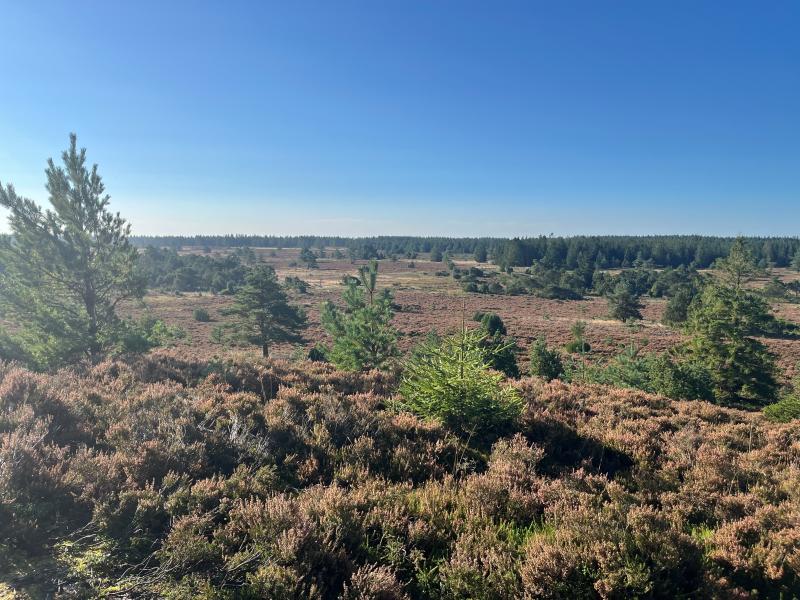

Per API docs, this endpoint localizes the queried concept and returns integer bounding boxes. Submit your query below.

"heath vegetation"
[1,137,799,598]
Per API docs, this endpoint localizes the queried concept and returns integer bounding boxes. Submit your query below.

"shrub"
[193,308,211,322]
[529,338,564,381]
[537,285,583,300]
[307,344,328,362]
[1,354,799,597]
[284,276,310,294]
[565,321,590,354]
[118,315,186,353]
[763,395,800,423]
[397,328,523,439]
[570,344,715,401]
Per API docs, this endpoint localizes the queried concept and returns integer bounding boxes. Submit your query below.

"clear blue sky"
[1,1,798,237]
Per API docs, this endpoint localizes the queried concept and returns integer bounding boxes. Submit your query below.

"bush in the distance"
[193,308,211,322]
[474,312,520,378]
[529,337,564,381]
[565,321,591,353]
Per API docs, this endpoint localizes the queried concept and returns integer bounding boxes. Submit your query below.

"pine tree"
[662,286,695,325]
[791,248,800,272]
[683,239,778,405]
[358,260,378,304]
[0,134,144,368]
[474,312,519,377]
[321,264,399,370]
[473,244,488,263]
[299,247,318,269]
[225,265,306,357]
[716,237,761,290]
[529,337,564,381]
[607,281,644,322]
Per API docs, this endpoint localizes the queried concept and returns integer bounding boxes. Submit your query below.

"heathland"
[1,138,800,598]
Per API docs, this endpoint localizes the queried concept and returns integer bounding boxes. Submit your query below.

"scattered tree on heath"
[607,281,644,322]
[225,264,306,357]
[321,262,399,370]
[0,134,144,368]
[683,238,778,405]
[398,327,523,439]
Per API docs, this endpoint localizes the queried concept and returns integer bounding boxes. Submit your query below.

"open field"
[124,248,800,382]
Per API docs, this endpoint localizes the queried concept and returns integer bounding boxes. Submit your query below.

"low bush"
[193,308,211,322]
[763,395,800,422]
[529,337,564,381]
[570,343,715,401]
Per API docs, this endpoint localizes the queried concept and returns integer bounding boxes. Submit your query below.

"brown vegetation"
[119,255,800,380]
[2,351,799,597]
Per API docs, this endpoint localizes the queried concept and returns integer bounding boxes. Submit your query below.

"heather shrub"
[341,564,408,600]
[2,353,799,598]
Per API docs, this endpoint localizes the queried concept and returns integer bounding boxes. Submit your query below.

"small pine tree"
[791,249,800,272]
[225,265,306,357]
[529,337,564,381]
[321,264,399,370]
[358,260,379,304]
[474,244,488,263]
[683,240,778,405]
[607,281,644,322]
[565,320,591,353]
[662,286,696,325]
[474,312,519,377]
[299,247,318,269]
[763,374,800,422]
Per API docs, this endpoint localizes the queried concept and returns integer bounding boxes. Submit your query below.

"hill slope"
[1,352,798,598]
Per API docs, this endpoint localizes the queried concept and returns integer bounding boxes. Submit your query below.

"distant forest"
[131,234,800,269]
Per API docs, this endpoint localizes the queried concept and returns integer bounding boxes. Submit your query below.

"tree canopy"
[224,265,306,357]
[0,134,144,368]
[320,264,399,371]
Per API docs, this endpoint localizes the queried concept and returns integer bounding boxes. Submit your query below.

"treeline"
[131,234,498,257]
[496,235,800,270]
[132,234,800,270]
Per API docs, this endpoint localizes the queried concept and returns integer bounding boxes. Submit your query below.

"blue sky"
[1,1,798,236]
